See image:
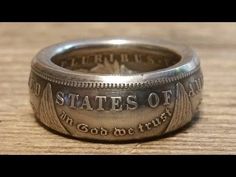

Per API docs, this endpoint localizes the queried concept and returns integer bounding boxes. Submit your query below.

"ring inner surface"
[51,45,181,75]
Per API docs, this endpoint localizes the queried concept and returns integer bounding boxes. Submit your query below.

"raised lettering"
[80,96,93,111]
[56,91,65,106]
[162,90,172,106]
[111,97,122,111]
[95,96,107,111]
[148,92,160,108]
[68,93,79,108]
[127,95,138,110]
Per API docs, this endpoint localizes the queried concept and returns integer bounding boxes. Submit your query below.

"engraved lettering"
[56,91,65,106]
[128,128,135,135]
[188,82,196,97]
[90,128,98,135]
[134,54,142,63]
[111,97,122,111]
[188,77,203,97]
[68,93,79,108]
[137,108,172,132]
[160,112,167,122]
[151,118,161,127]
[76,123,89,133]
[100,127,108,136]
[59,111,74,126]
[162,90,172,106]
[148,92,160,108]
[194,78,201,91]
[145,122,152,130]
[165,107,171,116]
[57,51,180,76]
[81,56,89,65]
[95,96,107,111]
[59,110,67,120]
[105,53,115,63]
[113,128,126,136]
[54,89,176,112]
[120,53,129,63]
[80,96,93,111]
[94,54,102,63]
[126,95,138,110]
[29,78,41,96]
[35,83,41,96]
[76,123,109,136]
[110,53,115,63]
[71,58,77,67]
[138,124,144,133]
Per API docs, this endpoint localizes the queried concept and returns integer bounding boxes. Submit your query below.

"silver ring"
[28,38,203,142]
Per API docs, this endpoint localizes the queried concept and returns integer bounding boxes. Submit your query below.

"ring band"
[28,38,203,142]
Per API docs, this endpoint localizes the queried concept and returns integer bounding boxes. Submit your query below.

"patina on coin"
[28,38,203,142]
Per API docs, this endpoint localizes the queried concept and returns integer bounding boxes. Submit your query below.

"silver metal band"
[28,38,203,142]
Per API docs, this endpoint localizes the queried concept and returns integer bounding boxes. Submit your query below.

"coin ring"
[29,38,203,142]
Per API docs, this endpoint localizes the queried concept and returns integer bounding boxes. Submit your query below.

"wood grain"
[0,23,236,154]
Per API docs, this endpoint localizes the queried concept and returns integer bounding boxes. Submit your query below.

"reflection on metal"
[39,83,68,134]
[165,82,192,133]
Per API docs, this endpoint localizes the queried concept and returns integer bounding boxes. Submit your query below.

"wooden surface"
[0,23,236,154]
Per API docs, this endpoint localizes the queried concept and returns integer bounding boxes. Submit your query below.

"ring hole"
[51,45,181,74]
